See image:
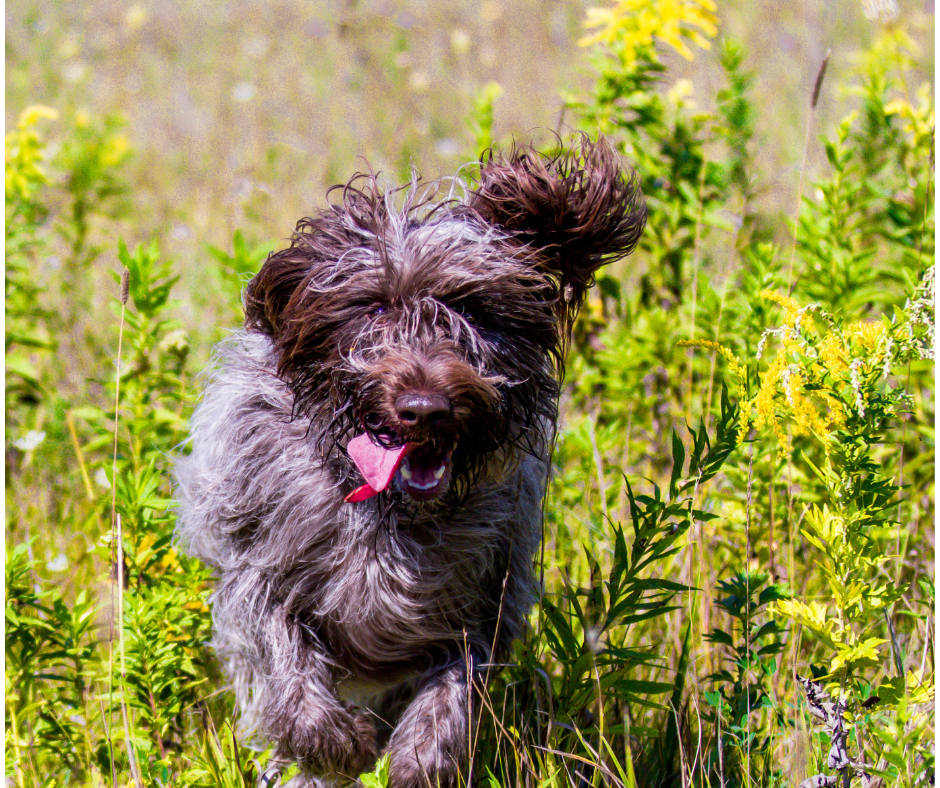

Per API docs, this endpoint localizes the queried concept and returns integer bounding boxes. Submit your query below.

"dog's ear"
[244,185,380,339]
[243,243,315,338]
[469,135,646,324]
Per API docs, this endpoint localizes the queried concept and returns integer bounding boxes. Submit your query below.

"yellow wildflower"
[736,399,752,444]
[101,133,131,167]
[17,105,59,128]
[5,105,58,203]
[885,83,935,145]
[750,353,789,454]
[825,395,847,430]
[581,0,719,65]
[158,547,183,574]
[684,293,881,453]
[845,320,887,352]
[678,339,747,386]
[760,289,817,336]
[817,332,849,376]
[786,369,828,437]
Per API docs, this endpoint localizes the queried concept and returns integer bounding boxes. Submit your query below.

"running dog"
[175,136,645,787]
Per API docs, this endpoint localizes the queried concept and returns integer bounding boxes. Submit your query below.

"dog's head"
[243,136,646,504]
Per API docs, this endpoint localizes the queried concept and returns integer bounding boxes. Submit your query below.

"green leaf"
[668,429,685,499]
[359,754,390,788]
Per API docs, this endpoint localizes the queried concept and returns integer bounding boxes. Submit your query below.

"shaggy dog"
[174,136,645,787]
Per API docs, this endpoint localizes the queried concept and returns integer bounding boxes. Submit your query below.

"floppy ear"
[469,135,646,325]
[244,181,384,339]
[243,242,315,338]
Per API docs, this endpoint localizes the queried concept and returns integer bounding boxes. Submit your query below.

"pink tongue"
[344,433,411,502]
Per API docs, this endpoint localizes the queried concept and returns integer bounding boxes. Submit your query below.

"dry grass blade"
[788,48,833,293]
[108,266,143,787]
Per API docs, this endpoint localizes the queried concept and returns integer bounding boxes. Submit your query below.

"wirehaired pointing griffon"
[175,136,645,787]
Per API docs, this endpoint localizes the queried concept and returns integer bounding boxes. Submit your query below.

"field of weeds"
[6,1,935,786]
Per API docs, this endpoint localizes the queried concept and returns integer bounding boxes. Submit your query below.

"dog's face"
[243,138,646,503]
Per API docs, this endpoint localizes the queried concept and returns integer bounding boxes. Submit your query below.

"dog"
[174,136,645,787]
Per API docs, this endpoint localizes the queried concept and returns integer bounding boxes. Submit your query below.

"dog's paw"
[384,667,468,788]
[387,747,461,788]
[277,704,378,778]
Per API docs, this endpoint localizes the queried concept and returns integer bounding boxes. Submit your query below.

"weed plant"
[5,3,933,787]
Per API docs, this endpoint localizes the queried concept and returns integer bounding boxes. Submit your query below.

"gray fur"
[176,332,543,784]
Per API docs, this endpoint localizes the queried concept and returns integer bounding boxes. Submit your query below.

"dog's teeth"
[433,465,446,480]
[400,464,413,481]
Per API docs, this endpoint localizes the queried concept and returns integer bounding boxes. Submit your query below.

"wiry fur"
[175,136,646,787]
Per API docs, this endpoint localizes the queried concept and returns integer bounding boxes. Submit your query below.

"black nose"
[395,393,452,428]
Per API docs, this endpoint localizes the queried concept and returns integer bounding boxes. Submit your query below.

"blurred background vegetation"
[6,0,932,352]
[5,1,935,787]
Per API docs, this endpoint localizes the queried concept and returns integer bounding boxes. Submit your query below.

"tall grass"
[5,2,933,787]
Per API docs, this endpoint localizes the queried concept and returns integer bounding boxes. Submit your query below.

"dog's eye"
[367,305,385,320]
[451,300,478,324]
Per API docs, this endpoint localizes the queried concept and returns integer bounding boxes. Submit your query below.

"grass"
[5,1,935,787]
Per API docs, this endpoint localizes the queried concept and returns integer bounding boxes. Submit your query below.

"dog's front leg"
[386,658,475,788]
[259,606,378,778]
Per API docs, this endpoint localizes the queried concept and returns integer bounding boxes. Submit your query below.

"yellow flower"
[678,339,751,440]
[686,292,886,454]
[18,105,59,128]
[101,133,131,167]
[677,339,747,385]
[666,78,695,108]
[581,0,719,65]
[5,105,58,202]
[760,289,817,335]
[749,353,789,454]
[818,332,848,376]
[884,83,935,146]
[845,320,887,351]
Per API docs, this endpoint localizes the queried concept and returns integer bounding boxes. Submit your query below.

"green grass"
[6,2,935,787]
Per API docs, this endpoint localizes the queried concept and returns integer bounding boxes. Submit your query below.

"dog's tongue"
[344,433,411,502]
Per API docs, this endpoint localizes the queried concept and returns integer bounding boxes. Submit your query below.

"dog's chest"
[328,514,502,617]
[303,511,507,669]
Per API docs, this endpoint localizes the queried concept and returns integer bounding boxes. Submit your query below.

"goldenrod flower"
[5,105,58,202]
[686,290,914,455]
[17,105,59,128]
[883,79,933,151]
[760,289,818,338]
[678,339,747,385]
[101,133,131,167]
[678,339,753,443]
[818,332,848,376]
[581,0,719,65]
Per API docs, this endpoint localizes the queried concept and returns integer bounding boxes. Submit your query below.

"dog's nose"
[395,393,451,428]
